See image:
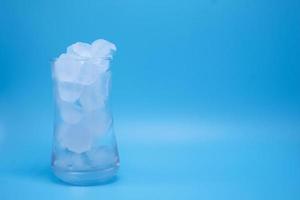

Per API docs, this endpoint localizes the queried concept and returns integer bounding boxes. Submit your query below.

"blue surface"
[0,0,300,199]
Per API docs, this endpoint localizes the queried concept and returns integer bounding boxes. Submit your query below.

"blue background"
[0,0,300,199]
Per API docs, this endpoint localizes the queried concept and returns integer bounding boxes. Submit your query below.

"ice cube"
[68,153,88,170]
[58,100,83,124]
[91,57,110,72]
[67,42,92,59]
[91,39,116,59]
[79,72,111,111]
[54,54,81,82]
[54,152,72,169]
[54,150,89,170]
[57,81,83,102]
[86,147,117,169]
[57,123,93,153]
[83,109,112,137]
[76,60,101,85]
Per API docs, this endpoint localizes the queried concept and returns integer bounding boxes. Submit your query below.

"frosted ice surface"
[83,109,112,137]
[54,54,81,82]
[91,39,117,59]
[98,59,110,72]
[67,42,92,59]
[57,123,93,153]
[87,147,117,168]
[90,57,110,72]
[54,39,116,84]
[79,72,111,111]
[58,100,83,124]
[57,81,83,102]
[77,60,101,85]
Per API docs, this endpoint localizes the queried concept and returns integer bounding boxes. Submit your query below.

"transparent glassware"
[51,59,120,185]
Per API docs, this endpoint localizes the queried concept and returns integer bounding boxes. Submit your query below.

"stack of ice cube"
[53,39,116,154]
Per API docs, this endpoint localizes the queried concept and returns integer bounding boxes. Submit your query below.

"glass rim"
[50,56,113,63]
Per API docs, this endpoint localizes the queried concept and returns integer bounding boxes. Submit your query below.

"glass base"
[52,166,119,185]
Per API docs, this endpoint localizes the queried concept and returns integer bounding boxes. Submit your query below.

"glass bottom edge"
[52,166,119,186]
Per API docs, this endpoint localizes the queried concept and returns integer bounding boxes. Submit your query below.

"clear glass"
[51,60,119,185]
